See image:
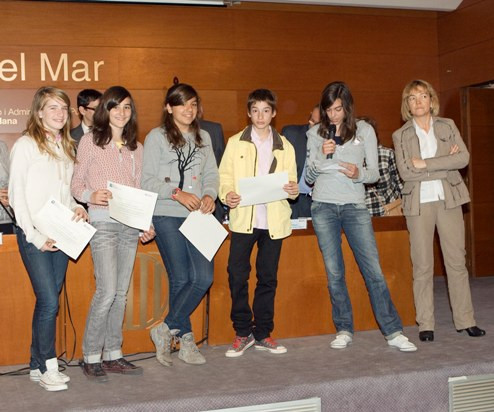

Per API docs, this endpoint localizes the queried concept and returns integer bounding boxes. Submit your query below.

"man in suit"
[70,89,102,146]
[281,105,320,218]
[198,113,227,223]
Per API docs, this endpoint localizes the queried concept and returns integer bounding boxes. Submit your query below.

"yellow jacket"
[219,126,298,240]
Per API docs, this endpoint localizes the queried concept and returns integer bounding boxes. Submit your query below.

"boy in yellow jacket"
[219,89,298,357]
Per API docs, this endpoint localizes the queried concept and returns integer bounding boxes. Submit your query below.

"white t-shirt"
[413,119,445,204]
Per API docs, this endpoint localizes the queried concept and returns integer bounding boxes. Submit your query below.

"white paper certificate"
[238,172,289,207]
[179,211,228,261]
[108,181,158,231]
[34,197,97,260]
[320,162,345,171]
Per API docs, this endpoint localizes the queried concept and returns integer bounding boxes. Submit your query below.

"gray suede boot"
[150,323,174,366]
[178,332,206,365]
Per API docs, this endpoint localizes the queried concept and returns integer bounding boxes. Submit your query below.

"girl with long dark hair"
[72,86,155,381]
[142,83,218,366]
[306,81,417,352]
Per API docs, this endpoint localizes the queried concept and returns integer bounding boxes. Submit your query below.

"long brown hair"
[92,86,138,150]
[24,86,75,161]
[161,83,202,148]
[318,81,357,144]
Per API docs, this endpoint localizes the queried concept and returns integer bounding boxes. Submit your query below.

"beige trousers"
[406,201,475,331]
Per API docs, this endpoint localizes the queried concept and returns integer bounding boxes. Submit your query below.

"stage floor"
[1,277,493,412]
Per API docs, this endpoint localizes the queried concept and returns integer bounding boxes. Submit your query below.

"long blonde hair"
[24,86,76,161]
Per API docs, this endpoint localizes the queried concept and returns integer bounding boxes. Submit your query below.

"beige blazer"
[392,117,470,217]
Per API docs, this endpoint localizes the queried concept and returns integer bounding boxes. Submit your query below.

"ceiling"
[237,0,463,11]
[40,0,464,12]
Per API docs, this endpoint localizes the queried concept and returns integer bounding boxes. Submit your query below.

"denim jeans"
[311,201,402,337]
[83,221,139,363]
[153,215,214,337]
[228,230,283,341]
[16,227,69,373]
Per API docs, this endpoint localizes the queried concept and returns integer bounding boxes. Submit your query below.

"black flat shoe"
[457,326,486,337]
[419,330,434,342]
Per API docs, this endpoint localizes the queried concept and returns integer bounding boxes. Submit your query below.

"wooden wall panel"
[439,39,494,95]
[438,0,494,56]
[1,0,440,140]
[435,1,494,277]
[0,235,35,365]
[3,2,234,49]
[231,8,437,55]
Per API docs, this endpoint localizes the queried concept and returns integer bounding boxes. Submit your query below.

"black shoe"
[419,330,434,342]
[81,361,109,382]
[457,326,486,337]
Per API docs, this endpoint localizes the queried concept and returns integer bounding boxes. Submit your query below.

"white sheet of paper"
[320,162,346,171]
[179,211,228,261]
[291,218,308,230]
[108,181,158,231]
[238,172,288,207]
[34,197,96,260]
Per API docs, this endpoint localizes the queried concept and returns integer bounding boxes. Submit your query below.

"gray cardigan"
[392,117,470,217]
[141,127,219,218]
[306,120,379,205]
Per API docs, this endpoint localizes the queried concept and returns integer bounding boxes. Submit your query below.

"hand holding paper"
[179,210,228,261]
[238,172,289,207]
[108,181,158,231]
[34,197,97,260]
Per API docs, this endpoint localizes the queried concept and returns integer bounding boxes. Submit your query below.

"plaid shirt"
[365,145,403,216]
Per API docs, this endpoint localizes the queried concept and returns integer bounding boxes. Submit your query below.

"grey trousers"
[83,221,139,363]
[406,201,476,331]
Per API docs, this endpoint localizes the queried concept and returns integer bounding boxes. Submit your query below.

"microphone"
[327,124,337,159]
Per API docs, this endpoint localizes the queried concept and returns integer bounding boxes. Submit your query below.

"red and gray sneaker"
[254,337,287,354]
[225,333,255,358]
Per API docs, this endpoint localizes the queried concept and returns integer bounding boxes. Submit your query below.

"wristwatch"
[171,187,181,200]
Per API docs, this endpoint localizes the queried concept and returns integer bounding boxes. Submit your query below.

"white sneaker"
[330,334,352,349]
[39,370,68,392]
[387,334,417,352]
[30,368,70,383]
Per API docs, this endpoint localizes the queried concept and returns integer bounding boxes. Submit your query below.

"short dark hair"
[247,89,277,112]
[77,89,102,110]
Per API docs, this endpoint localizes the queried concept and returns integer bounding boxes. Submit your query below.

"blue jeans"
[83,222,139,363]
[16,227,69,373]
[153,216,214,337]
[311,201,402,338]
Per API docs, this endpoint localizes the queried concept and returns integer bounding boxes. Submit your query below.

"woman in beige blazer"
[392,79,485,343]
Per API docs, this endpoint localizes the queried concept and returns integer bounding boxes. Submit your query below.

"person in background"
[142,83,218,366]
[219,88,298,358]
[72,86,155,382]
[70,89,102,146]
[281,105,320,218]
[0,140,15,234]
[198,107,227,223]
[361,117,404,217]
[392,79,485,342]
[306,81,417,352]
[9,87,88,391]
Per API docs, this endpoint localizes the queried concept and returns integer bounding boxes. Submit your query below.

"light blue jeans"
[311,201,403,338]
[83,221,139,363]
